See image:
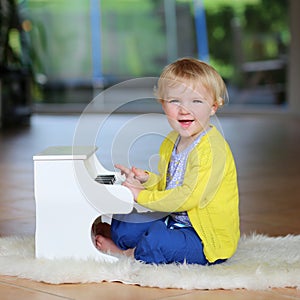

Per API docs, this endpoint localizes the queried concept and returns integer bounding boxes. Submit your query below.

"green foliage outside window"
[21,0,289,102]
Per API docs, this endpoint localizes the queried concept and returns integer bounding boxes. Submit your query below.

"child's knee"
[111,218,153,250]
[134,221,209,265]
[110,220,135,249]
[134,221,169,264]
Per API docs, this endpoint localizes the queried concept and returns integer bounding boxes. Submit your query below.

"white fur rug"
[0,234,299,290]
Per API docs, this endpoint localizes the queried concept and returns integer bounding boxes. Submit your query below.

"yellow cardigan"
[137,126,240,263]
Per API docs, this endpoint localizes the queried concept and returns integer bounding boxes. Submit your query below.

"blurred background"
[0,0,299,128]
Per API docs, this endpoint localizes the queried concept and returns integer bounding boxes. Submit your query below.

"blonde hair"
[156,57,228,107]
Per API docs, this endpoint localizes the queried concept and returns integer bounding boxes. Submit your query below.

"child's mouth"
[178,119,194,128]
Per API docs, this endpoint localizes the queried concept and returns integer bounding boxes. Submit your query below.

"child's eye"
[168,99,180,105]
[193,99,204,104]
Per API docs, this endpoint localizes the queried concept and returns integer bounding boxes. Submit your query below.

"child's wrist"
[141,172,149,183]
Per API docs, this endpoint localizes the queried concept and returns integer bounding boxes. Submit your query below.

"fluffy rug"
[0,234,299,290]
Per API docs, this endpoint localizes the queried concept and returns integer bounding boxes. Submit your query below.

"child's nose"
[178,104,190,114]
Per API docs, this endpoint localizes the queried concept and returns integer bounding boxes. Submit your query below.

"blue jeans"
[111,212,209,265]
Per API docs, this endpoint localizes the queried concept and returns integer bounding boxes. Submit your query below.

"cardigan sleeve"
[137,132,229,212]
[142,171,161,190]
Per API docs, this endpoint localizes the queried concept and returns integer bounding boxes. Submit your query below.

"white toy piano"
[33,146,147,262]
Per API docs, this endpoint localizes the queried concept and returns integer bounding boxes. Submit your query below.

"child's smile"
[178,118,195,129]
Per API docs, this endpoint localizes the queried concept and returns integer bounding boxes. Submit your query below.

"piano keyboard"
[95,174,116,185]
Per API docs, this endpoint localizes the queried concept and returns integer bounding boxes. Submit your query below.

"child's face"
[161,82,218,139]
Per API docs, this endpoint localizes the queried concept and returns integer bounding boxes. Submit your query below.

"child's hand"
[115,164,149,183]
[115,164,132,178]
[122,179,144,201]
[131,166,149,183]
[114,164,148,201]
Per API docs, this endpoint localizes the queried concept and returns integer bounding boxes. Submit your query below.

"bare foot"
[92,222,111,239]
[95,235,134,257]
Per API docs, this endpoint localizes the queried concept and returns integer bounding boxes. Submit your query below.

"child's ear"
[210,102,219,116]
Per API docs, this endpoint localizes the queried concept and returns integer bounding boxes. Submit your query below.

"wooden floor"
[0,113,300,299]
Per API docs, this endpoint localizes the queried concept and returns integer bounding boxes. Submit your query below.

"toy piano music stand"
[33,146,146,262]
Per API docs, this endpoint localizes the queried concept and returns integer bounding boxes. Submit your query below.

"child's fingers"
[115,164,132,176]
[132,166,145,177]
[132,166,140,174]
[132,166,148,182]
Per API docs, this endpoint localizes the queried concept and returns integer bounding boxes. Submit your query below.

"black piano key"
[95,175,116,185]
